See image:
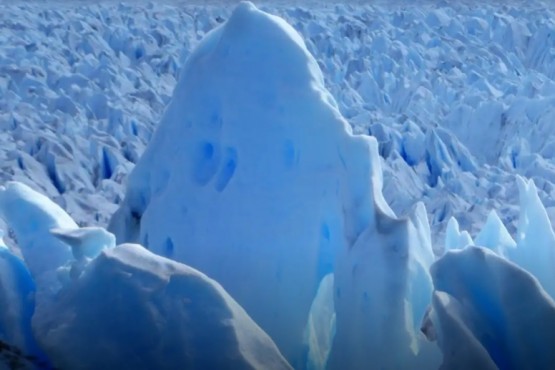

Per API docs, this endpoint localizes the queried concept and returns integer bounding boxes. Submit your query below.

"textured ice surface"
[33,243,292,370]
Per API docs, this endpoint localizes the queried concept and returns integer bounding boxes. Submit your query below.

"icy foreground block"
[328,202,440,370]
[423,247,555,370]
[110,1,387,361]
[33,243,292,370]
[0,231,46,363]
[0,182,75,302]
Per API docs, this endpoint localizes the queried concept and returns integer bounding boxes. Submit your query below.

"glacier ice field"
[1,0,555,369]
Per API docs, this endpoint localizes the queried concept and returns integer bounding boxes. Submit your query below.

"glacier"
[1,1,555,370]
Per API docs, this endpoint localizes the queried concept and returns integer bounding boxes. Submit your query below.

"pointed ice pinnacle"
[304,273,335,370]
[445,217,473,251]
[328,202,440,370]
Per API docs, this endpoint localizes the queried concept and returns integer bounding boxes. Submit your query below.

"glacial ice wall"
[110,2,391,363]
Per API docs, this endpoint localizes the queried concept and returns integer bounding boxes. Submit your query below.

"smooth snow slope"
[2,0,555,253]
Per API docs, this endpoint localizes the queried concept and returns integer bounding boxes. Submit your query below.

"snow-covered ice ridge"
[2,1,555,249]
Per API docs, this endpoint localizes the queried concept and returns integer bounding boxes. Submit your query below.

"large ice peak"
[109,2,390,362]
[207,1,326,91]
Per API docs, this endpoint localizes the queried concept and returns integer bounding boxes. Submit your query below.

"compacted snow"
[1,1,555,369]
